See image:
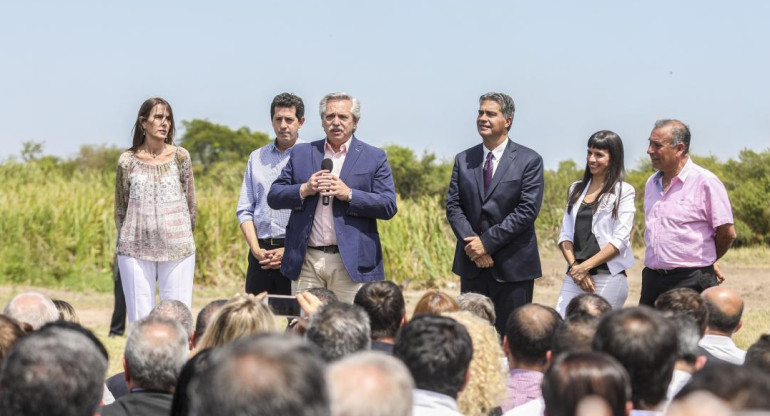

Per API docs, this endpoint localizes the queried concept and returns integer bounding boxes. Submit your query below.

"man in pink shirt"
[640,119,737,306]
[268,92,397,303]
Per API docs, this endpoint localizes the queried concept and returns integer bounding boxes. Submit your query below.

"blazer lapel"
[470,145,485,201]
[312,140,324,173]
[339,136,363,181]
[484,140,517,201]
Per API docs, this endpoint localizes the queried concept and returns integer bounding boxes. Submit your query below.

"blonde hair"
[412,290,459,318]
[444,311,506,416]
[194,295,278,352]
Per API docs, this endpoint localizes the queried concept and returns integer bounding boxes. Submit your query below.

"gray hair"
[480,92,516,121]
[306,302,371,362]
[670,313,703,365]
[190,334,330,416]
[125,316,189,391]
[0,326,107,416]
[3,291,59,330]
[654,119,691,155]
[457,292,496,327]
[150,299,194,339]
[319,92,361,122]
[327,351,415,416]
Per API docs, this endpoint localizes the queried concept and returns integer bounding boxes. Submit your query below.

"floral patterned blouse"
[114,147,196,261]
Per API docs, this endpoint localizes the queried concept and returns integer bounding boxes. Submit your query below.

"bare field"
[1,246,767,376]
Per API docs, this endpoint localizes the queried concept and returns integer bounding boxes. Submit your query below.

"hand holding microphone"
[321,158,333,205]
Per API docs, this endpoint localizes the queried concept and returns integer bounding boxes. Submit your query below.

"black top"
[573,202,610,275]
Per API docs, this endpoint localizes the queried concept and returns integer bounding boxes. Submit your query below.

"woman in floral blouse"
[115,97,196,323]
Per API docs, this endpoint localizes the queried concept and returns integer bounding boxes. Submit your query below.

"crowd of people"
[0,89,761,415]
[1,283,769,416]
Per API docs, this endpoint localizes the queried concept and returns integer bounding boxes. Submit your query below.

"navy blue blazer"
[267,137,397,283]
[446,139,544,283]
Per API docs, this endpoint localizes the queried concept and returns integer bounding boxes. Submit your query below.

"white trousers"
[555,271,628,317]
[117,254,195,323]
[292,249,362,304]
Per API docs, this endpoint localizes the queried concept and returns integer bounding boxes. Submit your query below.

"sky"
[1,0,768,170]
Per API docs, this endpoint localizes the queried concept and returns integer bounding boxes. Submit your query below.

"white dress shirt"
[698,334,746,365]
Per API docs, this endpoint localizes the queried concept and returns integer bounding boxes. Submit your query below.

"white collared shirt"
[557,180,636,275]
[482,139,508,177]
[699,334,746,365]
[413,389,465,416]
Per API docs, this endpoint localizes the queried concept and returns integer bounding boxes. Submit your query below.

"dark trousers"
[110,261,126,336]
[245,244,292,295]
[461,270,534,337]
[639,265,718,306]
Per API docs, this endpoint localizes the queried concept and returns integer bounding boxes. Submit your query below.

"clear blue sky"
[2,1,768,170]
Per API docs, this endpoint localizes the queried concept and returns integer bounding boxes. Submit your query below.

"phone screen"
[267,295,301,317]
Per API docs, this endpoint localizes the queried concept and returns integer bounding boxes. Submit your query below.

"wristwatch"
[347,190,353,202]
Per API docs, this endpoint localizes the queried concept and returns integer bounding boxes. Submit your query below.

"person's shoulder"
[117,151,134,166]
[353,137,387,157]
[509,140,542,160]
[455,142,484,157]
[174,146,192,160]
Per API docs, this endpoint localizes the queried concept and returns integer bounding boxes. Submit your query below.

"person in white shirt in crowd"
[556,130,635,316]
[699,286,746,365]
[395,314,472,416]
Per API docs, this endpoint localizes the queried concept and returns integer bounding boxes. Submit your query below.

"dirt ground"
[2,246,767,375]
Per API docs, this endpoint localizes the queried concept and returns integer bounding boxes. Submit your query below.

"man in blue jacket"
[268,92,397,303]
[446,92,544,335]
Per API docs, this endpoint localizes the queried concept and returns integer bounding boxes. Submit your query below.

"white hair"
[327,351,415,416]
[3,291,59,330]
[319,92,361,122]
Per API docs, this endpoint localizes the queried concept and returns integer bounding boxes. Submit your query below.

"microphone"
[321,158,333,205]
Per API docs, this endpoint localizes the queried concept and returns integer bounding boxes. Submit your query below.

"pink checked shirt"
[644,158,733,269]
[308,138,351,247]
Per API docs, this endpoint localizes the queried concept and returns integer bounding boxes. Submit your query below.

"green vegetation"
[2,121,768,290]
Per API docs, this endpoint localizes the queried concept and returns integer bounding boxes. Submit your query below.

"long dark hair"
[130,97,175,152]
[567,130,626,219]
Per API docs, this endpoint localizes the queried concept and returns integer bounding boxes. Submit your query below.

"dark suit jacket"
[267,137,397,283]
[446,139,544,283]
[100,390,173,416]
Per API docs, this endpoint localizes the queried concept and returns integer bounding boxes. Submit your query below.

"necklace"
[143,146,164,159]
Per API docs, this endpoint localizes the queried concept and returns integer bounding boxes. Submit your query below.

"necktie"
[484,152,494,194]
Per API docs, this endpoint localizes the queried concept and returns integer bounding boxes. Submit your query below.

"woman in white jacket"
[556,130,635,316]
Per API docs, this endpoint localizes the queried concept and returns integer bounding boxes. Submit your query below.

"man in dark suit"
[446,92,544,335]
[268,92,397,303]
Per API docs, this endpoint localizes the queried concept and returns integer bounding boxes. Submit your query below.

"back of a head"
[592,306,677,410]
[125,316,189,392]
[306,287,339,305]
[327,351,414,416]
[675,364,770,410]
[394,314,473,399]
[457,292,496,327]
[565,294,612,318]
[170,348,214,416]
[195,294,278,350]
[668,313,702,365]
[3,291,59,330]
[194,299,227,343]
[354,281,405,341]
[745,333,770,373]
[0,326,107,416]
[702,286,744,334]
[0,315,27,371]
[542,351,631,416]
[655,288,709,336]
[505,303,563,367]
[412,290,459,317]
[190,333,329,416]
[551,314,600,357]
[306,302,371,362]
[151,299,194,339]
